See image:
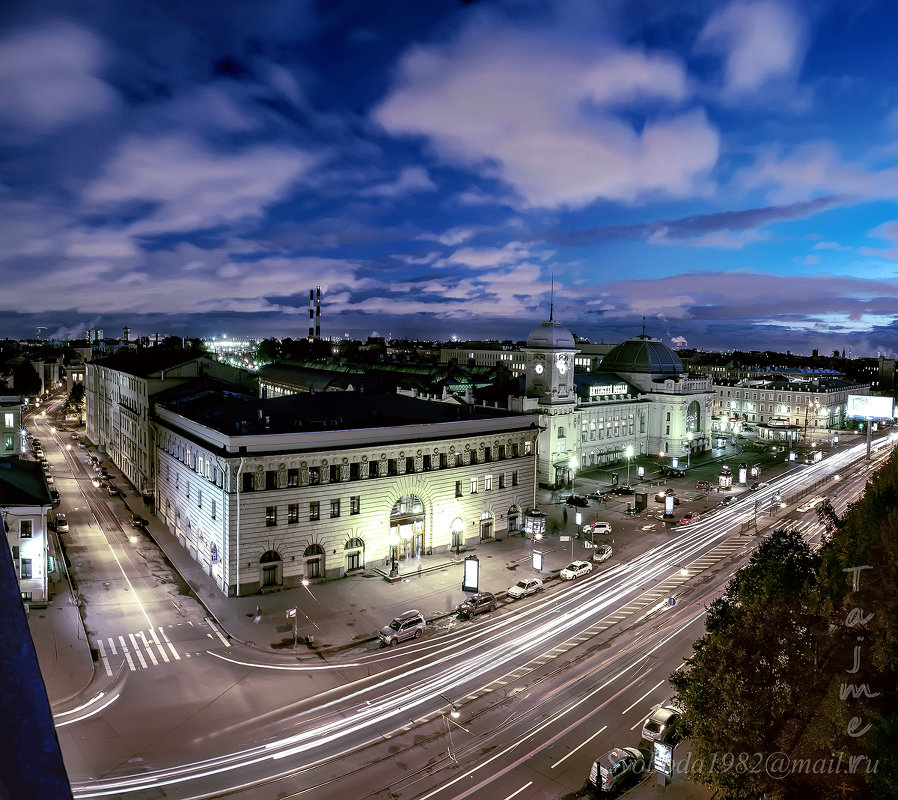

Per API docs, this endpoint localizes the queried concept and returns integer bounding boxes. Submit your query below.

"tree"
[64,383,85,422]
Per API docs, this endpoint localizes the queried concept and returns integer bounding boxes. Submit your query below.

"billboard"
[846,394,895,421]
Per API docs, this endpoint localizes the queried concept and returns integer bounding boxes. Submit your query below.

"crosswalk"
[95,619,231,676]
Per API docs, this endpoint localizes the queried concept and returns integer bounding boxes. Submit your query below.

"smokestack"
[308,288,315,342]
[315,285,321,339]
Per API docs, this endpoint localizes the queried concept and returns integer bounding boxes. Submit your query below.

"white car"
[55,514,69,533]
[560,560,592,580]
[506,577,544,599]
[593,544,613,563]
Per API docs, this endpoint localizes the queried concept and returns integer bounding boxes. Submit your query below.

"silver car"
[642,705,681,744]
[377,609,425,646]
[506,577,543,600]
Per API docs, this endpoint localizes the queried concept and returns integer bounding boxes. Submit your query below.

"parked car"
[377,609,425,646]
[642,705,682,744]
[718,495,736,507]
[654,490,680,505]
[45,473,54,484]
[506,577,543,599]
[679,511,701,525]
[589,747,645,793]
[587,490,606,502]
[560,560,593,580]
[129,514,149,528]
[610,485,634,495]
[582,521,612,535]
[456,592,498,619]
[55,514,69,534]
[565,494,589,507]
[49,489,60,506]
[593,544,613,563]
[107,485,119,496]
[695,480,711,490]
[750,481,769,490]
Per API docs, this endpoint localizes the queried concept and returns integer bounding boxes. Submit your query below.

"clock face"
[534,363,544,375]
[555,354,568,375]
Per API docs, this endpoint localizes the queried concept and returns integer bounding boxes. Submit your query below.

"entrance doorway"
[390,495,425,560]
[260,550,282,587]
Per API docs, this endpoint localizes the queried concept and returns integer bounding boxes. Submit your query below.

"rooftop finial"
[549,274,554,322]
[642,316,646,338]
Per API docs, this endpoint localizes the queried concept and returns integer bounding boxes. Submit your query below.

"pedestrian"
[563,507,568,525]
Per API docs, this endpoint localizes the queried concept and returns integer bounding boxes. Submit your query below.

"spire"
[549,274,555,322]
[642,316,646,338]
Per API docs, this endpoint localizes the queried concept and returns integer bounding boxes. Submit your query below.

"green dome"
[600,337,683,375]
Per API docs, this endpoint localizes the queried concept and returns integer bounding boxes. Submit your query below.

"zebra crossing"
[95,619,231,676]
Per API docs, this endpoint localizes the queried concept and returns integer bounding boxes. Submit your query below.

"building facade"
[151,392,540,596]
[1,396,26,458]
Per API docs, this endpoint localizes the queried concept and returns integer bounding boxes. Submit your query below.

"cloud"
[373,24,719,208]
[0,21,118,137]
[359,166,436,198]
[83,134,319,235]
[698,0,808,97]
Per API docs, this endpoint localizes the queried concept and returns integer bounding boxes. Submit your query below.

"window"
[470,477,478,494]
[349,462,360,481]
[186,483,190,499]
[485,475,493,491]
[20,558,32,580]
[3,413,12,428]
[309,467,320,485]
[4,436,11,452]
[287,468,299,487]
[484,447,492,462]
[405,457,414,474]
[211,501,216,520]
[387,459,397,476]
[368,460,379,478]
[266,470,278,490]
[422,454,431,471]
[499,474,506,489]
[198,489,202,509]
[454,452,464,467]
[350,495,360,515]
[512,470,519,486]
[469,451,478,465]
[439,453,448,468]
[288,503,299,524]
[309,502,320,521]
[266,506,277,527]
[20,520,32,539]
[524,441,531,455]
[498,445,506,459]
[455,481,463,498]
[242,472,254,492]
[330,464,341,483]
[330,499,340,518]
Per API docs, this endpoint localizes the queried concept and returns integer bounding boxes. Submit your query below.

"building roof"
[158,390,528,437]
[526,320,576,350]
[91,349,212,379]
[0,458,52,506]
[600,336,683,375]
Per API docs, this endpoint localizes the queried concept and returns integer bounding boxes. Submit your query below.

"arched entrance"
[303,543,325,579]
[507,505,521,534]
[450,517,465,554]
[260,549,282,587]
[390,495,425,561]
[344,537,364,571]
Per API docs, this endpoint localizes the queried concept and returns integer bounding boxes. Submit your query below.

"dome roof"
[600,337,683,375]
[526,320,576,349]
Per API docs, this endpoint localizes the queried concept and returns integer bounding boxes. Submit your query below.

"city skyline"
[3,1,898,355]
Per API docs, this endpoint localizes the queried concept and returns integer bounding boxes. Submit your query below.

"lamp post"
[686,431,692,468]
[625,445,633,487]
[388,529,399,578]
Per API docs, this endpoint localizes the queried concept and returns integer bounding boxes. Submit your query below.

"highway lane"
[63,434,895,798]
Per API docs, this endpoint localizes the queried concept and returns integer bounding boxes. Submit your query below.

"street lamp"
[388,529,399,578]
[625,445,633,487]
[686,431,693,468]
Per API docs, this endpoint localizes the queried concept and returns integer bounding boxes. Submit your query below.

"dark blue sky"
[3,0,898,355]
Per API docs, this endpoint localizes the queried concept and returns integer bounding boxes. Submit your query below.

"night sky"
[3,0,898,355]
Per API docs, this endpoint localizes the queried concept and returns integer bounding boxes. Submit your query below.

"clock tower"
[523,316,579,487]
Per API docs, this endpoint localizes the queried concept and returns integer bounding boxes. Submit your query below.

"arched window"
[345,537,364,571]
[479,511,493,540]
[507,505,520,534]
[303,543,324,579]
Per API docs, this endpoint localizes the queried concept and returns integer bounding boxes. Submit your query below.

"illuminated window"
[330,499,340,518]
[287,504,299,524]
[266,506,277,527]
[309,502,320,521]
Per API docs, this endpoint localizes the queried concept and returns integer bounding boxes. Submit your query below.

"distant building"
[151,391,540,596]
[0,458,53,604]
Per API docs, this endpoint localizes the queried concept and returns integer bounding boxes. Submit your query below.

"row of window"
[266,496,362,526]
[455,472,518,496]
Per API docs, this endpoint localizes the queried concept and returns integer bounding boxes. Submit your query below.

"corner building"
[152,391,539,596]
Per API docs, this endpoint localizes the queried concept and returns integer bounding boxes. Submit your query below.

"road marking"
[159,626,181,660]
[551,725,607,769]
[144,646,158,666]
[205,617,231,647]
[501,781,533,799]
[96,639,113,677]
[621,679,666,715]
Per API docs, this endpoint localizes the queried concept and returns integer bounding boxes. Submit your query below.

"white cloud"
[359,166,436,198]
[0,21,117,136]
[698,0,808,97]
[373,27,719,209]
[83,134,318,235]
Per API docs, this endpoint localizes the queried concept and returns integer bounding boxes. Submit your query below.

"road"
[33,399,892,800]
